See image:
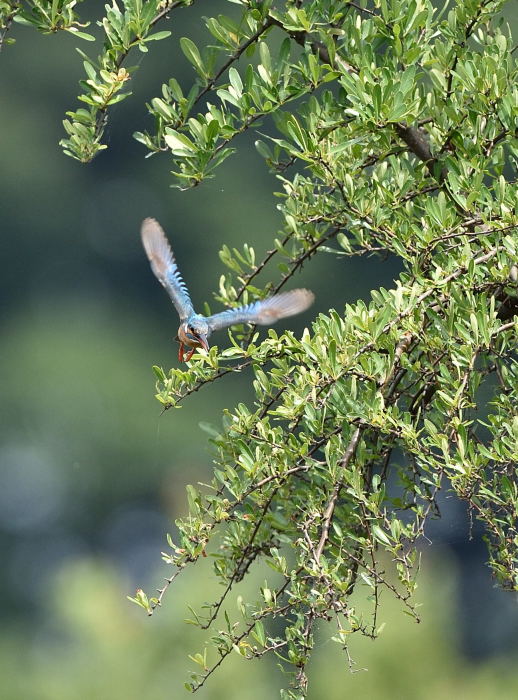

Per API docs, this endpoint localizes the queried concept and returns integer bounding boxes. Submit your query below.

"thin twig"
[315,426,361,562]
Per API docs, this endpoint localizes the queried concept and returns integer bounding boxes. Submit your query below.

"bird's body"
[141,218,314,362]
[176,314,210,362]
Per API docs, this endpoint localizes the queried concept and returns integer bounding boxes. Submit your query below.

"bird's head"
[180,316,210,352]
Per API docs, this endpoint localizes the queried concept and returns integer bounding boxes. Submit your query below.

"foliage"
[4,555,518,700]
[1,0,94,51]
[3,0,517,697]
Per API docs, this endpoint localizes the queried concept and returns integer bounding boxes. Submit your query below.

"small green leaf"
[372,525,391,546]
[65,28,95,41]
[180,37,206,76]
[146,30,172,41]
[164,130,196,154]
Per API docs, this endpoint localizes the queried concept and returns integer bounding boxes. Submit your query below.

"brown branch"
[148,567,184,615]
[346,1,377,17]
[190,572,301,691]
[315,426,361,562]
[429,222,516,247]
[277,227,341,290]
[381,332,413,392]
[346,549,419,618]
[148,431,322,615]
[446,0,494,97]
[200,487,279,629]
[235,232,293,301]
[0,2,18,53]
[494,320,517,335]
[394,124,433,165]
[153,401,346,618]
[189,16,275,115]
[313,325,416,565]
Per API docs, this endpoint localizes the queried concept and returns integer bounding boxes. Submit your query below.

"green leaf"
[180,37,206,76]
[164,130,196,155]
[145,30,172,41]
[65,28,95,41]
[372,525,391,546]
[228,67,243,96]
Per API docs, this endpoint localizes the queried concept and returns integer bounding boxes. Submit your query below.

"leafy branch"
[14,0,516,697]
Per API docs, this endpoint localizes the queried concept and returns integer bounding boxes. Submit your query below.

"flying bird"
[141,218,314,362]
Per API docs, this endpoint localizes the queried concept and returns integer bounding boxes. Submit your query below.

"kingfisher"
[141,218,315,362]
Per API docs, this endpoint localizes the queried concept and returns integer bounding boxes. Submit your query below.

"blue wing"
[206,289,314,332]
[141,218,194,321]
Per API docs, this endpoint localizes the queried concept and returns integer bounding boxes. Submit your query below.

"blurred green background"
[1,3,517,698]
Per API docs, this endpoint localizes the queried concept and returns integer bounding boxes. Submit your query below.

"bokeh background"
[1,3,517,698]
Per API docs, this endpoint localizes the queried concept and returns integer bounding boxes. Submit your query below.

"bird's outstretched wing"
[206,289,314,332]
[141,218,194,321]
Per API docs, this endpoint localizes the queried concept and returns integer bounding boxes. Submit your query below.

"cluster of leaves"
[59,0,188,161]
[1,2,181,157]
[127,0,517,697]
[0,0,91,51]
[3,0,517,697]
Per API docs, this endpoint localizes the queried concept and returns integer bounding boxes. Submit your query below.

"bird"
[141,218,315,362]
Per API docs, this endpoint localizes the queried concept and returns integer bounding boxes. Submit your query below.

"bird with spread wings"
[141,218,315,362]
